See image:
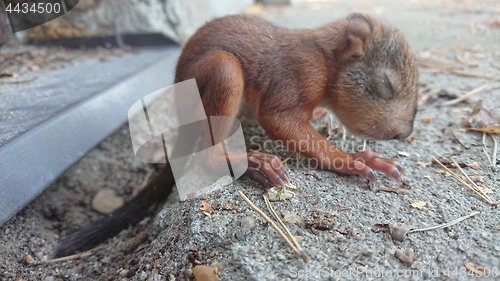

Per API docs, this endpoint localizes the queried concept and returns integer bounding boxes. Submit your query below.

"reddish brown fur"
[175,13,418,179]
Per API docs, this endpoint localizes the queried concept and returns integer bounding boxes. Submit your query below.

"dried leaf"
[468,126,500,134]
[434,168,446,174]
[336,224,348,235]
[372,223,390,233]
[246,4,263,16]
[464,262,489,276]
[489,19,500,29]
[192,265,219,281]
[282,212,299,224]
[333,205,348,211]
[390,223,416,241]
[398,151,410,157]
[394,250,414,266]
[401,179,412,189]
[465,162,481,169]
[460,106,472,112]
[478,186,494,194]
[377,187,410,195]
[305,210,336,232]
[305,172,322,181]
[200,200,213,214]
[187,250,199,263]
[265,186,297,201]
[24,254,35,265]
[121,231,149,253]
[411,201,426,210]
[460,100,499,131]
[420,117,432,124]
[222,203,233,210]
[416,161,428,168]
[469,175,485,183]
[372,223,416,242]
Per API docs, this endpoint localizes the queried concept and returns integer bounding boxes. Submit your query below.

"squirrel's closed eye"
[383,73,395,98]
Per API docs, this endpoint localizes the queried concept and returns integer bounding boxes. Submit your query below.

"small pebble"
[192,265,219,281]
[234,230,246,241]
[119,269,129,277]
[404,249,413,257]
[362,249,373,257]
[437,88,461,99]
[24,254,35,265]
[240,216,256,230]
[91,189,124,214]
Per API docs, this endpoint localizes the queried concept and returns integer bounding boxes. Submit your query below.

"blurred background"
[1,0,499,52]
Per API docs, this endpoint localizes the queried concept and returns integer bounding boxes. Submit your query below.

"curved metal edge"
[0,47,181,226]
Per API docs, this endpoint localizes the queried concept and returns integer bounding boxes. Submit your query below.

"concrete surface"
[1,0,499,280]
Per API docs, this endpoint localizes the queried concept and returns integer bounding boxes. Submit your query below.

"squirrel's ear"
[340,13,373,61]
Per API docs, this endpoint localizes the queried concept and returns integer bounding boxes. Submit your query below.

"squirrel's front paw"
[245,152,290,189]
[352,151,403,182]
[332,151,403,183]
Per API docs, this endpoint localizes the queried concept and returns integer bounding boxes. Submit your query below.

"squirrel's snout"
[387,121,414,140]
[366,119,413,141]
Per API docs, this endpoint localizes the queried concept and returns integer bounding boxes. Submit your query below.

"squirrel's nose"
[389,134,401,140]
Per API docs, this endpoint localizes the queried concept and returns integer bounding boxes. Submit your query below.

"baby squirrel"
[55,13,417,257]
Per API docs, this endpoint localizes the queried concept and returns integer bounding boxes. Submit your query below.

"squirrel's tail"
[54,163,175,258]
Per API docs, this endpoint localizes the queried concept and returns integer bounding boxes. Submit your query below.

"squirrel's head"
[330,13,418,140]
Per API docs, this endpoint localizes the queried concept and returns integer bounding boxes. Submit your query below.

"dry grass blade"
[141,170,153,188]
[455,53,479,67]
[442,83,496,106]
[482,133,494,167]
[492,134,498,170]
[468,127,500,134]
[482,146,493,167]
[44,245,104,264]
[442,69,499,80]
[432,158,494,205]
[282,152,295,164]
[417,57,469,68]
[327,114,334,140]
[419,67,499,80]
[0,78,37,84]
[238,191,308,262]
[264,196,302,252]
[407,211,480,233]
[448,157,492,202]
[451,130,469,149]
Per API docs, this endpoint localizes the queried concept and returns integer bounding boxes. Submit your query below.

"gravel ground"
[1,0,500,280]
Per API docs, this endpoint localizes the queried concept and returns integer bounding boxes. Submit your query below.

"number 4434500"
[5,2,62,14]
